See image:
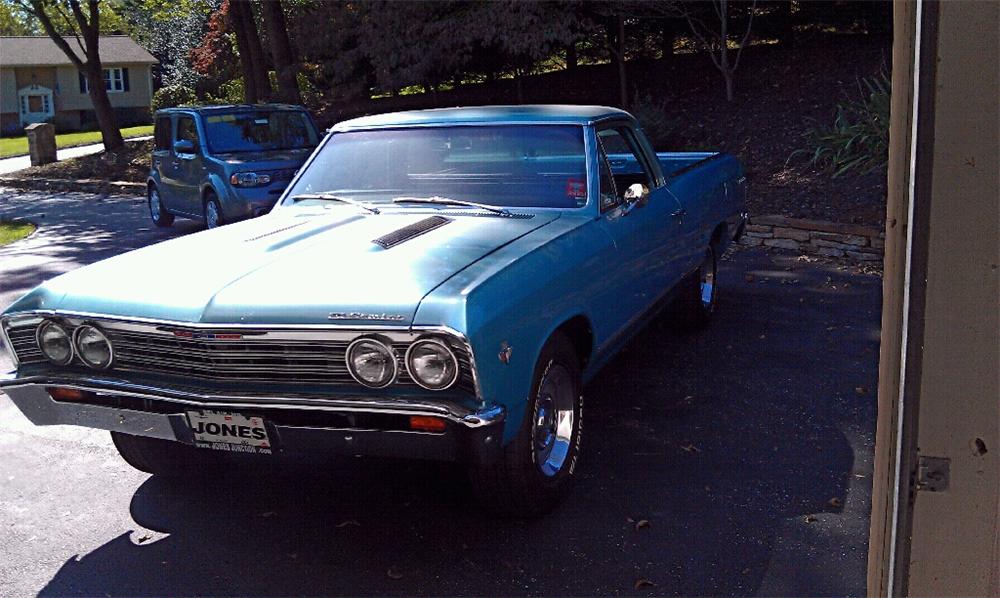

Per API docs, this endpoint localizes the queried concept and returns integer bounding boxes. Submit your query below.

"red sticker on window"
[565,178,587,198]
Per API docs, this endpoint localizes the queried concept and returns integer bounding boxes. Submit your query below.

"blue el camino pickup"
[0,105,747,515]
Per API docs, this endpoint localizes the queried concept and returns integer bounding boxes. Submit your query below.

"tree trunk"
[616,13,628,108]
[261,0,301,104]
[230,0,270,103]
[27,0,123,150]
[85,63,125,149]
[723,70,734,102]
[660,21,676,62]
[229,0,259,103]
[566,42,578,70]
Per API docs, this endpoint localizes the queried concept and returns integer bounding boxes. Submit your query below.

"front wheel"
[204,193,224,230]
[148,185,174,227]
[111,432,202,476]
[469,332,583,517]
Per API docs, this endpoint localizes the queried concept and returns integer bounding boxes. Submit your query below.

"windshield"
[204,110,319,154]
[286,125,589,209]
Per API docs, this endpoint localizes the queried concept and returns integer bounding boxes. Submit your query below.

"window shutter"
[79,72,86,93]
[122,68,130,92]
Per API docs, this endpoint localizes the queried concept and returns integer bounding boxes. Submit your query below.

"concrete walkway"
[0,136,153,175]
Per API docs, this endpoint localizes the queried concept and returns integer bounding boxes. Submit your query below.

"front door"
[18,85,54,126]
[162,114,205,217]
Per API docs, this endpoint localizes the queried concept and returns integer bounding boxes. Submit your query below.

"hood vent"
[373,216,451,249]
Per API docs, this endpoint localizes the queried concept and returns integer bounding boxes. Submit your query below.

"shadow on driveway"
[34,249,880,596]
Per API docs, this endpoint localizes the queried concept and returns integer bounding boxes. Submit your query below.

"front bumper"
[0,374,505,464]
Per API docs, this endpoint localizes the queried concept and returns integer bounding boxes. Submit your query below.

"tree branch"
[25,0,86,69]
[731,0,757,72]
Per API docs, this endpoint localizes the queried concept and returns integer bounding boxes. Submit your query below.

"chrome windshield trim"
[0,377,504,428]
[1,311,484,401]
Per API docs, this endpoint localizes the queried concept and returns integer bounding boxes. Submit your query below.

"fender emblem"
[498,342,512,364]
[328,312,406,322]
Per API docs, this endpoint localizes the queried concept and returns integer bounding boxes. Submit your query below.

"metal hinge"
[916,456,950,492]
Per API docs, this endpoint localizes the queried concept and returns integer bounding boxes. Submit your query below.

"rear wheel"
[111,432,204,476]
[204,192,224,230]
[670,245,718,330]
[470,332,583,517]
[148,185,174,227]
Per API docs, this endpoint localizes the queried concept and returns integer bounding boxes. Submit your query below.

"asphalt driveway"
[0,188,881,596]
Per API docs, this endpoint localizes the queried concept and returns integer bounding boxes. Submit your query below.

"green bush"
[630,93,674,150]
[204,78,245,105]
[152,84,197,111]
[791,72,890,177]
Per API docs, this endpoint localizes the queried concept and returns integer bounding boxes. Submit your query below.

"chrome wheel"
[699,250,717,311]
[533,363,576,477]
[206,201,220,229]
[149,189,161,221]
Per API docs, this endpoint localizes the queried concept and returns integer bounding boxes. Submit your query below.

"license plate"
[186,410,272,454]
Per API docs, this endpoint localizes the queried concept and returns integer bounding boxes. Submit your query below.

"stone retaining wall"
[741,215,884,263]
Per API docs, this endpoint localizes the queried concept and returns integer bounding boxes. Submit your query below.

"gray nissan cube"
[147,104,320,229]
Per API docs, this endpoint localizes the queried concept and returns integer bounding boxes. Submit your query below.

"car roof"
[331,105,631,131]
[155,104,306,115]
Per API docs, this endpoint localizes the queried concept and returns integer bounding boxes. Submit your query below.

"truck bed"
[606,151,720,180]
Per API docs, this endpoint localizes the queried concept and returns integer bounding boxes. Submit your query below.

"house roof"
[0,35,157,67]
[333,105,632,131]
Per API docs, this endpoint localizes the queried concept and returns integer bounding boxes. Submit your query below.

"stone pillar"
[25,123,57,166]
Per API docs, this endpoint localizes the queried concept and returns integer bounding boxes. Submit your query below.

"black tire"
[111,431,202,476]
[669,244,719,331]
[148,185,174,227]
[470,332,583,517]
[204,192,224,229]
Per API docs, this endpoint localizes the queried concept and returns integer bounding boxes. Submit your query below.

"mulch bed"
[10,138,152,185]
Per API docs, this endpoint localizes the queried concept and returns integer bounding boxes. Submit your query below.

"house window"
[105,68,124,92]
[81,68,128,93]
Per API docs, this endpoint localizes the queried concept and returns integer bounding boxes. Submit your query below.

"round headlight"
[36,320,73,365]
[406,339,459,391]
[345,337,397,388]
[74,325,113,369]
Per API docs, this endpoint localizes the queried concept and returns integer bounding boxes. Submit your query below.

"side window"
[153,116,171,151]
[175,116,200,152]
[597,147,619,212]
[597,127,654,199]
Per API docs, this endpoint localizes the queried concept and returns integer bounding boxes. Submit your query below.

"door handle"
[671,208,687,218]
[171,160,181,169]
[610,159,627,167]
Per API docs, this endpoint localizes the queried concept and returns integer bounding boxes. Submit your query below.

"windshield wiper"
[290,193,381,214]
[392,196,511,217]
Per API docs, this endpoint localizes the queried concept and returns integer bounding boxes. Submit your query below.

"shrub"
[791,72,890,177]
[152,84,197,111]
[203,78,245,105]
[630,93,675,150]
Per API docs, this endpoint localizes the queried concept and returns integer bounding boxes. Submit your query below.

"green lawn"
[0,220,36,246]
[0,125,154,159]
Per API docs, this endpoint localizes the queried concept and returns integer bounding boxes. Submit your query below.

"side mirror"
[173,139,195,155]
[624,183,649,205]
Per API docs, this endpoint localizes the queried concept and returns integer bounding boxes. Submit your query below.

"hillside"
[317,33,891,227]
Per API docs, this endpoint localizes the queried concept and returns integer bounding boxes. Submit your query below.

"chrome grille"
[4,320,477,395]
[5,325,44,364]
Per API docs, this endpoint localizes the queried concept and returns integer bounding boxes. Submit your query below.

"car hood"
[213,147,314,165]
[15,209,560,326]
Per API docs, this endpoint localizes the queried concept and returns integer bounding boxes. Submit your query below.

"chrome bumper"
[0,374,506,463]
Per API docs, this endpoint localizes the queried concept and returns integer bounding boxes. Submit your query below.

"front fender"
[414,216,607,444]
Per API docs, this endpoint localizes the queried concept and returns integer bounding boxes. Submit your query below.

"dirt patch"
[9,138,152,184]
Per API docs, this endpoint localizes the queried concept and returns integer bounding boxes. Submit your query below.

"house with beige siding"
[0,35,157,135]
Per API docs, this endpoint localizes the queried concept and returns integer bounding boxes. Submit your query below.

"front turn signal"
[47,387,90,402]
[408,415,447,433]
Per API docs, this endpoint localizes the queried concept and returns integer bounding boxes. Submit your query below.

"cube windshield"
[204,110,319,154]
[287,125,589,208]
